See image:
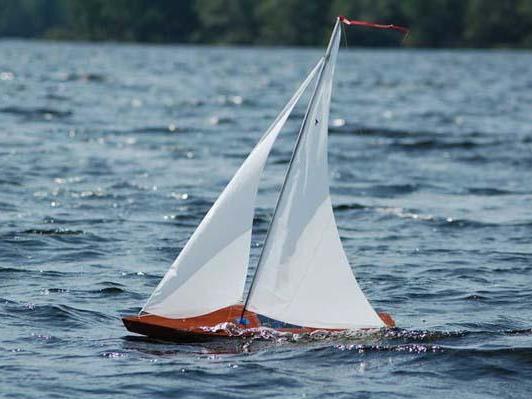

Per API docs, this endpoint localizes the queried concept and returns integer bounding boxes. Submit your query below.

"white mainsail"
[246,20,385,329]
[142,60,324,318]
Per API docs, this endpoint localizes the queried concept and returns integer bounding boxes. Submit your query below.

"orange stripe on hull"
[122,305,395,341]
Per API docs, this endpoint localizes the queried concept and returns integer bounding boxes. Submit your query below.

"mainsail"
[141,60,324,318]
[245,20,385,329]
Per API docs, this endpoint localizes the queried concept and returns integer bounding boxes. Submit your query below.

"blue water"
[1,40,532,398]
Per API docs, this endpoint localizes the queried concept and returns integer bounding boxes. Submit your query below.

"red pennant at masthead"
[338,15,409,36]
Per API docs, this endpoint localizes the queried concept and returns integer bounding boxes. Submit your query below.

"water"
[1,40,531,398]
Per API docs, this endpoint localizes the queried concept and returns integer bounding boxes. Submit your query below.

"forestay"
[141,60,324,318]
[246,21,385,329]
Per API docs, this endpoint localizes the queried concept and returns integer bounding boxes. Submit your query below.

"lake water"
[1,40,531,398]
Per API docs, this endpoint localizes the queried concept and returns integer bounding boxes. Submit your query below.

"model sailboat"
[123,17,406,340]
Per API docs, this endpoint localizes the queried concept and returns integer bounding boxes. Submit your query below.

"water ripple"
[1,42,530,398]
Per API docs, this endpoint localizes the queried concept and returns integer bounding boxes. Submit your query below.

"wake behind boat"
[123,305,396,342]
[123,16,407,341]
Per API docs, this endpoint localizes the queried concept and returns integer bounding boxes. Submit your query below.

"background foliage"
[0,0,531,47]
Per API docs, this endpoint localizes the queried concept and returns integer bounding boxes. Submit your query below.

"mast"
[240,18,341,322]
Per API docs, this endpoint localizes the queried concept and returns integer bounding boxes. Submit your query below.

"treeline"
[0,0,531,47]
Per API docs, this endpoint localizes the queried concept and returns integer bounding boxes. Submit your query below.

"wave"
[369,183,420,197]
[21,228,85,236]
[120,325,532,358]
[89,281,129,296]
[370,206,532,229]
[45,93,70,101]
[327,343,532,363]
[333,343,444,354]
[0,267,69,278]
[0,201,17,211]
[0,106,72,120]
[215,95,250,107]
[59,72,106,83]
[329,125,416,138]
[42,216,113,225]
[0,228,113,246]
[333,203,368,213]
[435,218,503,229]
[91,286,126,295]
[126,125,194,134]
[462,294,488,300]
[2,302,114,327]
[390,138,490,150]
[467,187,515,196]
[328,124,508,150]
[0,178,22,186]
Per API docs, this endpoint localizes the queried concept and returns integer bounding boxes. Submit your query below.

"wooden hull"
[122,305,395,341]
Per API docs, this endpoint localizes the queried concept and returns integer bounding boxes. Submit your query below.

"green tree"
[0,0,66,37]
[465,0,532,47]
[63,0,196,42]
[255,0,330,45]
[517,0,532,46]
[194,0,256,43]
[0,0,531,47]
[401,0,467,47]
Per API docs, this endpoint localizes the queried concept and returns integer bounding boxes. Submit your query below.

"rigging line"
[342,21,348,49]
[239,19,342,324]
[256,58,324,146]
